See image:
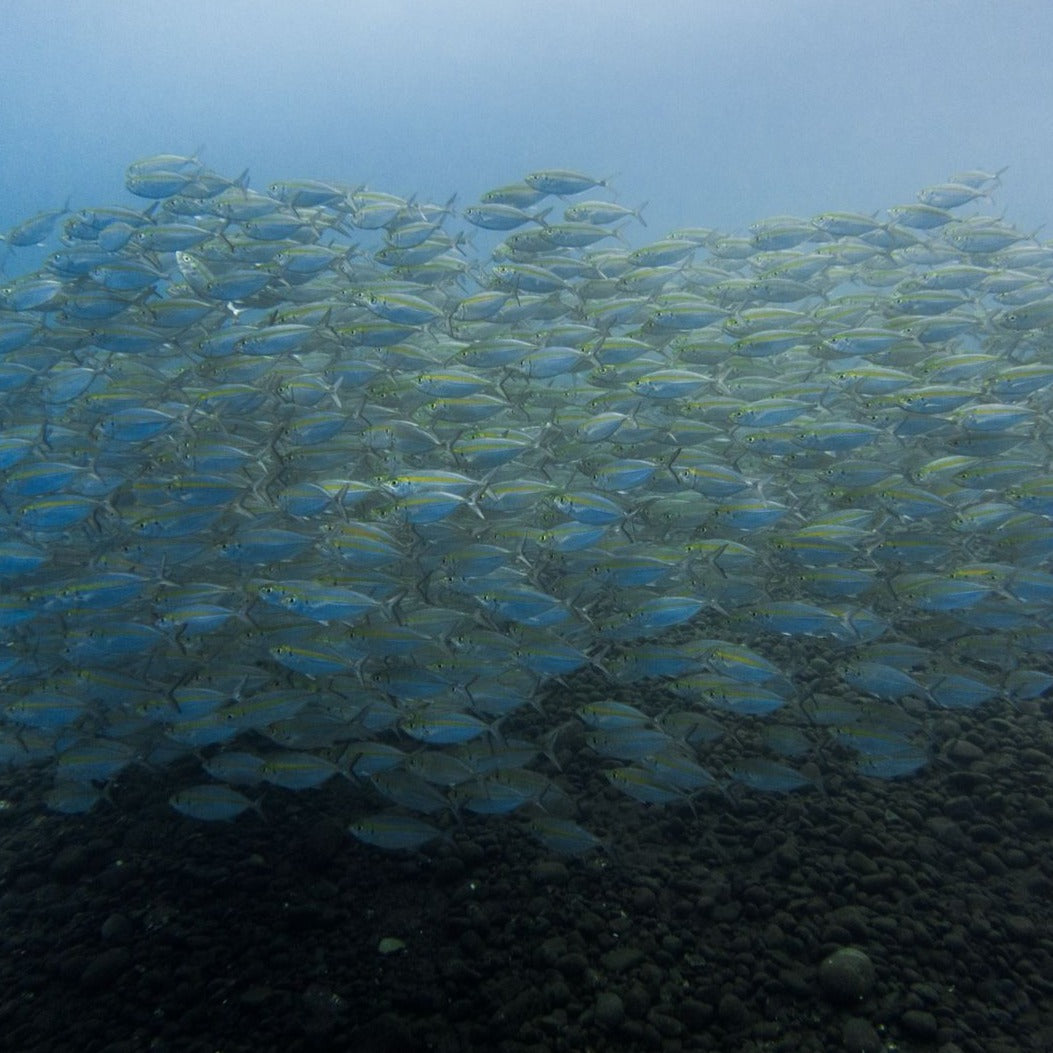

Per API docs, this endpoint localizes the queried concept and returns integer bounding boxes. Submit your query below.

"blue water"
[2,0,1051,247]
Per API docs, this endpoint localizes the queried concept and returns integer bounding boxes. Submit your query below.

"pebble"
[495,987,541,1028]
[536,936,567,966]
[239,984,272,1007]
[530,861,569,885]
[828,907,870,938]
[780,967,812,998]
[842,1016,883,1052]
[623,980,651,1018]
[602,946,643,974]
[847,850,879,875]
[630,885,656,911]
[595,990,625,1030]
[718,991,748,1025]
[680,997,713,1029]
[303,818,345,864]
[1004,914,1036,941]
[648,1007,684,1038]
[947,739,984,763]
[557,952,588,977]
[819,947,876,1005]
[901,1008,938,1040]
[859,871,897,892]
[80,947,131,992]
[100,913,131,941]
[50,844,94,881]
[753,832,776,855]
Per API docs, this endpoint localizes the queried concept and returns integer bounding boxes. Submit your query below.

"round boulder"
[819,947,876,1005]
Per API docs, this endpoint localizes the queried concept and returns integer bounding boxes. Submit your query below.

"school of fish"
[1,156,1051,852]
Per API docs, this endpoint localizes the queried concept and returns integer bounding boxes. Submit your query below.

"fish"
[259,751,343,790]
[725,758,816,794]
[4,202,70,247]
[169,784,261,821]
[606,765,690,806]
[0,154,1048,858]
[399,707,493,745]
[523,169,610,195]
[527,816,605,856]
[349,813,444,851]
[44,781,107,814]
[462,203,551,231]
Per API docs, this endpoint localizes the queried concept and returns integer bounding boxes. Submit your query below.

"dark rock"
[536,936,567,966]
[595,990,625,1030]
[1004,848,1029,868]
[602,945,643,974]
[819,947,876,1005]
[459,929,485,957]
[977,850,1007,876]
[620,1019,662,1048]
[780,966,813,998]
[1019,748,1049,766]
[829,906,870,938]
[717,991,748,1026]
[971,822,1001,844]
[95,863,132,892]
[100,912,131,941]
[577,910,605,936]
[494,986,541,1028]
[623,980,651,1019]
[239,984,272,1007]
[847,850,878,875]
[530,861,569,885]
[943,796,975,820]
[50,844,94,881]
[557,952,588,977]
[1004,914,1036,942]
[433,855,466,882]
[842,1016,883,1053]
[457,840,486,867]
[859,870,897,892]
[80,947,131,992]
[681,997,713,1029]
[660,932,682,953]
[901,1009,938,1040]
[947,739,984,763]
[630,885,656,911]
[647,1008,683,1037]
[712,900,741,923]
[753,832,776,855]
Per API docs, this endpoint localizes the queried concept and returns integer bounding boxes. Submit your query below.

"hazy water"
[2,0,1051,242]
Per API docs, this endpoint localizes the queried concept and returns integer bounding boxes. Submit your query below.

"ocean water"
[3,0,1053,244]
[2,3,1053,1051]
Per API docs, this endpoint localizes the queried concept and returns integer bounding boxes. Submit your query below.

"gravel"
[1,694,1052,1051]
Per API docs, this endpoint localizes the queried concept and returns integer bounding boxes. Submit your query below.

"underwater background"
[2,2,1053,1051]
[4,0,1053,245]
